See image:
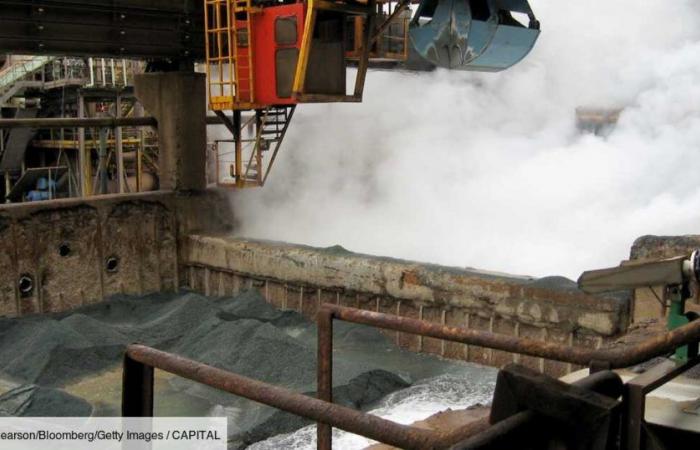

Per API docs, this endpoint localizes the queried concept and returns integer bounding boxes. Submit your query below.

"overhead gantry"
[0,0,541,190]
[200,0,540,188]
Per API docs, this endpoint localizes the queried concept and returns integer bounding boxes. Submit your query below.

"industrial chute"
[409,0,540,71]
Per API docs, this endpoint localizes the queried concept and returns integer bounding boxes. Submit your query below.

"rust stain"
[400,270,420,288]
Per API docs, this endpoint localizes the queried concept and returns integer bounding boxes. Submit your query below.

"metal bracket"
[490,364,622,450]
[622,356,700,450]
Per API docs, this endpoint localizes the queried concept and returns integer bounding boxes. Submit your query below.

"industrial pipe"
[320,304,700,369]
[0,115,242,129]
[317,304,634,449]
[0,117,157,129]
[123,344,441,450]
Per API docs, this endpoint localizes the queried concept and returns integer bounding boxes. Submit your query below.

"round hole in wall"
[58,243,71,257]
[105,256,120,273]
[18,274,34,297]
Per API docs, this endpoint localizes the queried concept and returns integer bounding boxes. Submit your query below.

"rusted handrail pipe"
[316,306,495,450]
[321,304,700,369]
[124,344,441,450]
[317,304,692,449]
[0,117,158,129]
[0,115,236,129]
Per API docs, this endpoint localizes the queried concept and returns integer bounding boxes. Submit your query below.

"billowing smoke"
[221,0,700,279]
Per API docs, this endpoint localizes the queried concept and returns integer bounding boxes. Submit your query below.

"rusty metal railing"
[122,344,484,450]
[316,303,700,449]
[121,304,700,450]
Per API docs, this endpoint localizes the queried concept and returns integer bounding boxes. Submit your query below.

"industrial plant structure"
[0,1,697,450]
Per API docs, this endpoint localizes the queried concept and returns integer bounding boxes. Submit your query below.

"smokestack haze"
[224,0,700,279]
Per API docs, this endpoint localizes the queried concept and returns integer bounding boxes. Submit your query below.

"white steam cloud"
[222,0,700,279]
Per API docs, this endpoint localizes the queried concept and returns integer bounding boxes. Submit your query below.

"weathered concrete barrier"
[181,235,630,376]
[0,188,633,376]
[0,190,231,316]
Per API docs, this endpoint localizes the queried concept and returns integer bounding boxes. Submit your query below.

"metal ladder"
[204,0,256,110]
[232,0,256,105]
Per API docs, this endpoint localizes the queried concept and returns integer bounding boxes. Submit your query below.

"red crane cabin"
[235,3,306,105]
[204,0,371,188]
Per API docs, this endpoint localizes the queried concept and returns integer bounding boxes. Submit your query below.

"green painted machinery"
[579,250,700,362]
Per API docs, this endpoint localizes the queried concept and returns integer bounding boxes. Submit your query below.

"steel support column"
[317,308,334,450]
[115,94,125,194]
[122,353,154,417]
[77,93,87,197]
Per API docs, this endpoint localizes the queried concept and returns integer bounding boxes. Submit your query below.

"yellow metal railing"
[204,0,256,110]
[235,0,256,105]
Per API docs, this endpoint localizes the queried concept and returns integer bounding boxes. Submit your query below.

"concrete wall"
[0,68,218,315]
[0,190,232,317]
[0,189,634,376]
[180,235,630,376]
[0,192,177,315]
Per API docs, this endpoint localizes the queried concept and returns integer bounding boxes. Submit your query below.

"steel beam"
[0,0,205,60]
[0,117,156,129]
[115,94,125,194]
[0,116,237,129]
[317,308,334,450]
[122,351,154,417]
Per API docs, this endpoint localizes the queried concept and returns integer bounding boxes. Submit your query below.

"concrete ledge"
[181,235,628,337]
[631,235,700,261]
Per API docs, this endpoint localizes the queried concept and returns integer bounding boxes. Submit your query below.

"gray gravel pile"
[0,290,490,446]
[0,292,224,386]
[0,384,93,417]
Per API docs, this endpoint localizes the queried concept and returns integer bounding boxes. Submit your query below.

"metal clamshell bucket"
[409,0,540,72]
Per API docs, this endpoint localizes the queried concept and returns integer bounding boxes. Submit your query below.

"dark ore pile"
[0,290,490,447]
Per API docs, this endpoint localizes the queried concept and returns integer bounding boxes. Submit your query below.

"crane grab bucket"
[409,0,540,71]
